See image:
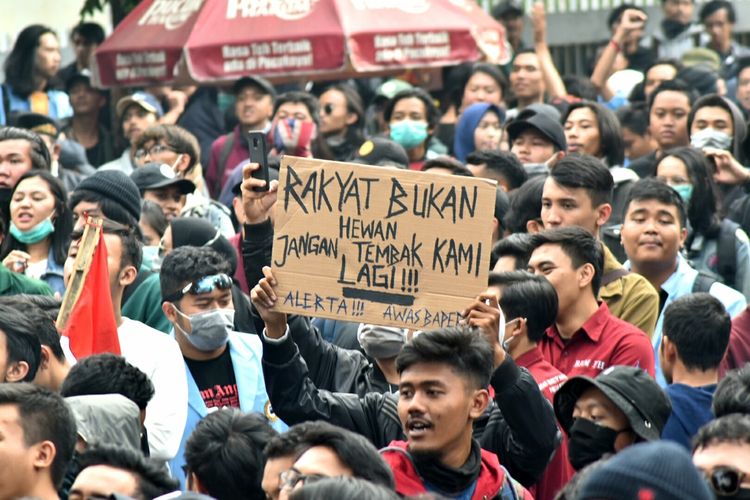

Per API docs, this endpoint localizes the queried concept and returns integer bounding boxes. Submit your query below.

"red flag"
[63,230,120,358]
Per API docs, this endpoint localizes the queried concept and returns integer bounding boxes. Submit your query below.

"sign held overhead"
[271,156,496,329]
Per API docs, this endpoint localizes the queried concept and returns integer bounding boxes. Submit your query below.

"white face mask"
[502,318,522,352]
[174,307,235,351]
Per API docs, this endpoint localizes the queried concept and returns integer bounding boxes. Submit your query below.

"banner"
[271,156,496,329]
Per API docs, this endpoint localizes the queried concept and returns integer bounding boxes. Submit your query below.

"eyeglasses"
[134,143,173,160]
[279,468,329,490]
[322,103,335,115]
[705,466,748,497]
[163,273,233,302]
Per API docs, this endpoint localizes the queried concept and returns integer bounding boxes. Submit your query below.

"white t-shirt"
[118,317,188,462]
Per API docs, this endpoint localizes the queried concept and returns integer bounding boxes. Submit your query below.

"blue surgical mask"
[390,120,428,149]
[9,217,54,244]
[174,307,234,351]
[672,184,693,205]
[142,245,161,272]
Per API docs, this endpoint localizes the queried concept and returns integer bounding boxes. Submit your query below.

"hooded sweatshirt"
[66,394,142,450]
[453,103,505,163]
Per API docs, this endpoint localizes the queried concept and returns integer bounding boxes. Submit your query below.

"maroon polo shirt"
[720,306,750,378]
[516,346,574,500]
[540,301,655,379]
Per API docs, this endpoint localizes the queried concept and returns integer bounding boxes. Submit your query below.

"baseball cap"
[375,79,413,101]
[232,75,276,99]
[553,366,672,442]
[13,112,60,138]
[681,47,721,72]
[65,68,97,93]
[130,163,196,194]
[352,138,409,169]
[116,91,164,119]
[506,108,567,152]
[492,0,524,18]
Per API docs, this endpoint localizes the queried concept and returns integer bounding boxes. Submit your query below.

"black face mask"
[717,489,750,500]
[662,18,690,39]
[567,418,620,471]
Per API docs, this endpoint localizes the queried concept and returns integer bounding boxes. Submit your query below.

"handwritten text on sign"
[271,157,496,329]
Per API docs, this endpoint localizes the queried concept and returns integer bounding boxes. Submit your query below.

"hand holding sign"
[241,162,279,224]
[462,292,506,368]
[251,266,287,339]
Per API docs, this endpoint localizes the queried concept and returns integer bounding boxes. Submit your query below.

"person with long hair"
[0,170,72,295]
[655,146,750,298]
[2,25,71,124]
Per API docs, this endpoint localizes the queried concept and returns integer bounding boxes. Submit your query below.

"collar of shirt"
[546,301,611,344]
[623,254,696,297]
[515,345,545,369]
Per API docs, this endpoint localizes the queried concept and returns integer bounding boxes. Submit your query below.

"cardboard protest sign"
[271,156,496,330]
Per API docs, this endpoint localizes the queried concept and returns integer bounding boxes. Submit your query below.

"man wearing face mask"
[160,246,286,489]
[553,365,671,472]
[643,0,703,60]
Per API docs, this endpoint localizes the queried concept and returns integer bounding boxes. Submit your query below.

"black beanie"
[74,170,142,222]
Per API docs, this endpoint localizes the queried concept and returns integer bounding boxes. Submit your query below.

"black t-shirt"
[185,347,240,409]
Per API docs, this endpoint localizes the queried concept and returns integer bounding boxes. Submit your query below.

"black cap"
[65,68,97,93]
[554,366,672,442]
[13,112,60,138]
[130,163,196,194]
[233,75,276,99]
[492,0,524,18]
[506,109,567,152]
[352,138,409,169]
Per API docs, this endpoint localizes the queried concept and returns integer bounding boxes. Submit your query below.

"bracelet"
[609,39,621,52]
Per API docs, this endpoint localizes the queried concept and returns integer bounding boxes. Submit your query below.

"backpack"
[692,272,718,294]
[716,218,740,289]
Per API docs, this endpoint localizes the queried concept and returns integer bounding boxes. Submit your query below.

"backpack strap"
[600,268,630,287]
[214,131,236,195]
[692,272,718,294]
[717,219,739,288]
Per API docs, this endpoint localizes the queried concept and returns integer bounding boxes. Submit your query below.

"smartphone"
[247,131,270,192]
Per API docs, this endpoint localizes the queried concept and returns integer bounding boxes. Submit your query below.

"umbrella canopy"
[94,0,510,87]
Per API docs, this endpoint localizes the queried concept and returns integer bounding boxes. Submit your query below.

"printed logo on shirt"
[200,383,240,409]
[574,359,607,371]
[264,400,279,422]
[539,374,568,395]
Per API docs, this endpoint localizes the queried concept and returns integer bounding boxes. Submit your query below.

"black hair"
[712,365,750,417]
[140,200,168,240]
[662,293,730,371]
[264,421,315,460]
[529,227,604,295]
[617,103,650,136]
[656,146,718,235]
[737,56,750,79]
[687,94,737,138]
[464,63,509,103]
[607,4,646,29]
[488,271,558,342]
[105,222,143,272]
[0,169,72,265]
[699,0,735,23]
[549,154,615,207]
[159,246,232,300]
[647,79,698,117]
[562,75,599,102]
[71,22,105,45]
[0,127,51,170]
[0,296,64,362]
[77,444,178,498]
[68,189,140,230]
[676,66,719,96]
[624,177,687,229]
[693,413,750,452]
[273,91,320,125]
[466,150,528,190]
[135,125,201,172]
[287,421,394,488]
[0,383,76,487]
[504,175,546,234]
[322,83,365,125]
[60,353,155,411]
[4,25,58,97]
[494,187,510,234]
[290,477,400,500]
[422,156,474,177]
[492,233,535,270]
[384,88,440,130]
[185,409,277,500]
[0,304,42,381]
[396,325,494,390]
[563,101,625,166]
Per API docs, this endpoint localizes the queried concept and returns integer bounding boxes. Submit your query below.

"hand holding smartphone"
[247,131,270,192]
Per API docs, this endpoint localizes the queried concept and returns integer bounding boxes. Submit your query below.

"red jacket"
[380,440,533,500]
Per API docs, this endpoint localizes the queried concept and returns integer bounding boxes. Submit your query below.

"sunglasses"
[705,466,748,497]
[163,273,233,302]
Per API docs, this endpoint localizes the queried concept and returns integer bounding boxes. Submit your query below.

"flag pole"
[56,216,103,330]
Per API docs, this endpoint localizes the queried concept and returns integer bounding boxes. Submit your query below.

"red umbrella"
[94,0,510,87]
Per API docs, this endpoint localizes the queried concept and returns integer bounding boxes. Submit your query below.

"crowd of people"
[2,0,750,499]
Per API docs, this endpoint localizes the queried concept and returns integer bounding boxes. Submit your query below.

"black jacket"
[261,329,560,487]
